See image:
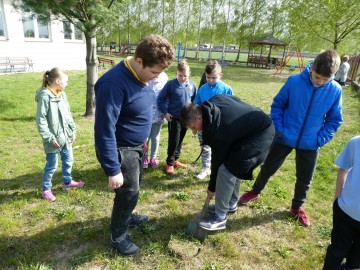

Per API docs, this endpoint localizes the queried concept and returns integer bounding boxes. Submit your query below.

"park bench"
[98,57,115,68]
[0,57,34,72]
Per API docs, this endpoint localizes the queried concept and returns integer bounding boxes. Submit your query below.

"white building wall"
[0,0,86,72]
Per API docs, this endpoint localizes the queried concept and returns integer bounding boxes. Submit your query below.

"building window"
[22,13,50,39]
[63,20,83,41]
[0,1,5,37]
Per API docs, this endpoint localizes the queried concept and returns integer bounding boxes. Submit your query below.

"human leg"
[60,146,84,190]
[239,143,292,204]
[323,199,356,270]
[215,164,240,218]
[166,120,181,166]
[60,146,74,184]
[252,143,292,193]
[149,123,162,159]
[42,152,58,191]
[292,149,318,209]
[110,146,144,255]
[173,120,187,162]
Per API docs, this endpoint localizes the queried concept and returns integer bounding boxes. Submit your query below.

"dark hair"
[180,103,201,127]
[312,50,340,77]
[41,67,67,88]
[342,55,349,62]
[205,60,221,74]
[134,34,174,69]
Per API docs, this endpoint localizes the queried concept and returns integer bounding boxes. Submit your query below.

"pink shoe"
[62,180,84,191]
[42,190,56,202]
[143,157,149,169]
[149,158,158,168]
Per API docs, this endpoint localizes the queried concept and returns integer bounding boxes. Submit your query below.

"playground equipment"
[274,48,304,76]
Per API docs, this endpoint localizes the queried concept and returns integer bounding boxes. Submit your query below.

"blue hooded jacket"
[271,63,343,150]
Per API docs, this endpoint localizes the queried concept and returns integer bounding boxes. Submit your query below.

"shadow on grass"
[0,115,36,122]
[0,210,205,268]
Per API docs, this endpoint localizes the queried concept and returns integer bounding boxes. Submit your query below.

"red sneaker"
[238,190,260,205]
[291,207,310,227]
[165,165,174,175]
[174,161,187,168]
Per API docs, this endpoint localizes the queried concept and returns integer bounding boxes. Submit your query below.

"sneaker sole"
[198,224,226,231]
[208,208,237,215]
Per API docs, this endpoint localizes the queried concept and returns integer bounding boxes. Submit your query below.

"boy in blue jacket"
[239,49,343,227]
[193,60,233,179]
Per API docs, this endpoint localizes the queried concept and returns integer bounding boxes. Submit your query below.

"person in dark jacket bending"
[180,95,276,231]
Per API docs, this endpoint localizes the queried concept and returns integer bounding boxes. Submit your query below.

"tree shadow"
[0,115,36,122]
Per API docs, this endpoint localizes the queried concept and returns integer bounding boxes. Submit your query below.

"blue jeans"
[42,146,73,191]
[146,123,162,159]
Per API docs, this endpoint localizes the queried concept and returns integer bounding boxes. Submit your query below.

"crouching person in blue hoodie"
[180,95,276,230]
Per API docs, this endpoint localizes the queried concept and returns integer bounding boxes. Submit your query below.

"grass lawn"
[0,60,359,270]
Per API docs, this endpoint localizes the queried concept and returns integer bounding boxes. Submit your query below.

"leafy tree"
[13,0,119,117]
[287,0,360,50]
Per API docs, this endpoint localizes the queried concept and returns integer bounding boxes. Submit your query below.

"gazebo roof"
[250,35,287,46]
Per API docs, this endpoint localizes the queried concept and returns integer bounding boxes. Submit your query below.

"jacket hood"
[201,100,221,144]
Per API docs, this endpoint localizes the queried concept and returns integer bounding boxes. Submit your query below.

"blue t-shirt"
[193,80,233,104]
[335,135,360,221]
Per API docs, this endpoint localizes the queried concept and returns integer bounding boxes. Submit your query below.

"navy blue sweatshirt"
[94,60,155,176]
[157,78,196,119]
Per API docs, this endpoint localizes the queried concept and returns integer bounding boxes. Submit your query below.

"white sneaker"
[196,168,211,179]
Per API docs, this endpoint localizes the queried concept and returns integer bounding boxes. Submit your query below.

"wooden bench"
[98,57,115,68]
[0,57,34,72]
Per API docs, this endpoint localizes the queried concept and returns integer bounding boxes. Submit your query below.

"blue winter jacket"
[271,63,343,150]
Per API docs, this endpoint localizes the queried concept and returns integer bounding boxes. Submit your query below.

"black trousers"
[97,145,144,238]
[323,199,360,270]
[252,142,318,209]
[166,118,187,166]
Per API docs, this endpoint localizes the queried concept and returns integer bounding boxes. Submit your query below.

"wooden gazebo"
[247,36,287,68]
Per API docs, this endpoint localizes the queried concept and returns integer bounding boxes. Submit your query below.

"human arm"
[270,83,289,136]
[157,81,170,115]
[94,81,124,177]
[334,167,348,200]
[317,92,343,147]
[36,92,58,147]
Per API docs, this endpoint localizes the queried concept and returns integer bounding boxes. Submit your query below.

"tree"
[14,0,119,117]
[287,0,360,50]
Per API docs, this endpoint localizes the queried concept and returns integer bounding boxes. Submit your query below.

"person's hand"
[207,190,215,200]
[51,139,60,148]
[108,173,124,189]
[165,113,173,122]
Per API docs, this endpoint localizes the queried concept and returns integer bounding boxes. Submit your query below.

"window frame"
[22,12,51,41]
[62,20,84,42]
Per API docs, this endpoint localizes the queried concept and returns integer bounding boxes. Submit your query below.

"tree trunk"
[84,33,98,117]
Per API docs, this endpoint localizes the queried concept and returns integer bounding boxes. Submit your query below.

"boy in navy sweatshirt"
[95,35,174,256]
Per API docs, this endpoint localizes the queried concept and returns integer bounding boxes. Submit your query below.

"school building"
[0,0,86,73]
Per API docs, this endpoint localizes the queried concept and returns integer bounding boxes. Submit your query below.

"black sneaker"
[198,213,226,231]
[208,204,237,215]
[110,235,140,256]
[129,213,148,227]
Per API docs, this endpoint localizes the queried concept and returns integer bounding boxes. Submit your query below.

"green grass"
[0,61,359,270]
